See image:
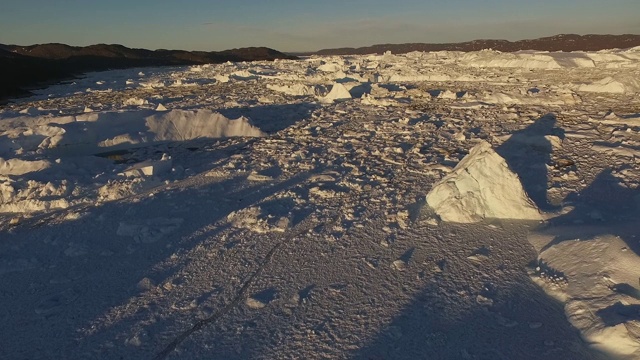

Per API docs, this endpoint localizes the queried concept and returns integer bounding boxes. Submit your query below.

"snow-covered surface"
[530,227,640,358]
[1,47,640,359]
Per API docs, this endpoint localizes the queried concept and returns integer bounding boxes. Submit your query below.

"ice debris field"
[1,47,640,359]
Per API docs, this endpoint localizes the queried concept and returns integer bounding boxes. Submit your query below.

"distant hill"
[311,34,640,55]
[2,43,298,63]
[0,43,297,103]
[0,49,72,102]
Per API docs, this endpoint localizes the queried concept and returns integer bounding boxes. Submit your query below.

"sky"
[1,0,639,52]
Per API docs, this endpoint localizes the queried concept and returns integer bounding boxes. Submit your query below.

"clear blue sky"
[2,0,639,51]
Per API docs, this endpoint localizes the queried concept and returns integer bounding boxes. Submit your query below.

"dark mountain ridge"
[0,43,297,104]
[312,34,640,55]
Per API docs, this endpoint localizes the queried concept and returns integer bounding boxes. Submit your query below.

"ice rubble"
[426,140,541,223]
